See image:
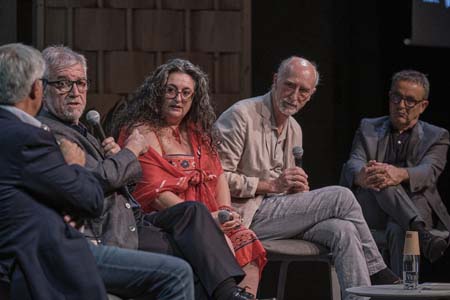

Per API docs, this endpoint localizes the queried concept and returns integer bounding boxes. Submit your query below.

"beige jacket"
[215,92,303,227]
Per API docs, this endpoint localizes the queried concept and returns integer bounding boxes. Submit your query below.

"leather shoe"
[230,287,255,300]
[419,230,447,263]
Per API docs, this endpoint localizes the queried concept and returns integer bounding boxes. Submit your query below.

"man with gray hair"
[0,43,107,299]
[38,45,252,300]
[215,56,399,300]
[340,70,450,275]
[36,45,195,300]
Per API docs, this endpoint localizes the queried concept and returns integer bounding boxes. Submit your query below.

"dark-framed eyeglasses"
[43,78,90,94]
[164,84,194,101]
[389,91,424,108]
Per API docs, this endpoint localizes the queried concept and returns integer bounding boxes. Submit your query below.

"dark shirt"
[384,124,413,167]
[70,123,88,137]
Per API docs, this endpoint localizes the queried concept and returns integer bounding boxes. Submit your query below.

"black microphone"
[218,210,233,224]
[85,110,106,141]
[293,146,304,168]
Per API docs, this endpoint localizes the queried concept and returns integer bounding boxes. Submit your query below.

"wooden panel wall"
[34,0,251,117]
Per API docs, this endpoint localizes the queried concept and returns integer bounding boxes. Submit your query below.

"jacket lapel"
[39,110,105,159]
[376,119,390,162]
[406,122,423,166]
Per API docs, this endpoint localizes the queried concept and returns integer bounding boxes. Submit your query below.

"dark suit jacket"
[38,110,142,249]
[340,116,450,231]
[0,108,107,300]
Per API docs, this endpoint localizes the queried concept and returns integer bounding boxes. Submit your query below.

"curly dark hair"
[111,58,217,143]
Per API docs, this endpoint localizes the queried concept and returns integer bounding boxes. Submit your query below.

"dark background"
[252,0,450,281]
[9,0,450,284]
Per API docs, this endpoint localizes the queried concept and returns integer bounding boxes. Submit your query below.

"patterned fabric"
[118,125,267,271]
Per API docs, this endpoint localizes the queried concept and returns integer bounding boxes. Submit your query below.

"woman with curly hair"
[113,59,266,298]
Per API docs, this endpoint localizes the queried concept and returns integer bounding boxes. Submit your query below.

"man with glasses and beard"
[340,70,450,276]
[215,56,399,300]
[38,46,251,300]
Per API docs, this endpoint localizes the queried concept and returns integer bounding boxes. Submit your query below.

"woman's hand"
[213,211,242,233]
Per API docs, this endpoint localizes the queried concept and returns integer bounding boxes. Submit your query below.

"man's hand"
[59,138,86,166]
[369,162,409,189]
[101,137,121,157]
[63,214,85,233]
[355,160,408,191]
[354,160,379,190]
[272,167,309,194]
[124,128,149,157]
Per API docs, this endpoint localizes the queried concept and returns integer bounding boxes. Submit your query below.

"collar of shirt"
[0,105,42,128]
[69,122,88,137]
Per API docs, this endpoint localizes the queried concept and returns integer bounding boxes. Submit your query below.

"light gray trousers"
[250,186,386,300]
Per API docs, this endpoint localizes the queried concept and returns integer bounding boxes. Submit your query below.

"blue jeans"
[89,243,194,300]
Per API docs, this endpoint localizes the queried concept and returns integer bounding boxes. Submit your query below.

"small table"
[346,283,450,299]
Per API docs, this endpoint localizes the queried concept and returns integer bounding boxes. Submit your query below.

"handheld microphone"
[85,110,106,141]
[292,146,304,168]
[218,210,233,224]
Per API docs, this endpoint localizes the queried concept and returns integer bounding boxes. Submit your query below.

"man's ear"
[29,80,42,101]
[272,73,278,89]
[420,99,429,113]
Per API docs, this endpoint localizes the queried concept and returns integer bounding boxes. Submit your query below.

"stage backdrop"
[31,0,251,118]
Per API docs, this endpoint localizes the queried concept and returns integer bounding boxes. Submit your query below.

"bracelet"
[218,205,235,212]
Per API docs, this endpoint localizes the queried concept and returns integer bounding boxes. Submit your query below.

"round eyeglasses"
[389,91,424,108]
[164,84,194,101]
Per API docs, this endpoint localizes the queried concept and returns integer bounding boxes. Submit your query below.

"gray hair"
[42,45,87,79]
[391,70,430,99]
[0,43,45,105]
[277,56,320,87]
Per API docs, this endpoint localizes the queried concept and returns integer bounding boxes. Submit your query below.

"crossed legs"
[250,186,386,300]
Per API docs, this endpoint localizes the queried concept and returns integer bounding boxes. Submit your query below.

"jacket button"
[125,203,131,209]
[129,226,136,232]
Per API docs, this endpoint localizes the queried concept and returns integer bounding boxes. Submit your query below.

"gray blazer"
[215,92,302,227]
[38,110,142,249]
[340,116,450,231]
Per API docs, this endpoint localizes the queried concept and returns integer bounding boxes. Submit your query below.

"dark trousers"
[137,201,244,300]
[354,185,424,276]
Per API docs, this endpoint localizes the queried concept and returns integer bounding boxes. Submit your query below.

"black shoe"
[370,267,401,285]
[230,287,255,300]
[419,230,447,263]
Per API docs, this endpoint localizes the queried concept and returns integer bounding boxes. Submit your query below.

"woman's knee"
[180,201,210,216]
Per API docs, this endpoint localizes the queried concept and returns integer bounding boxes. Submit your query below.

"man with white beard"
[215,56,400,300]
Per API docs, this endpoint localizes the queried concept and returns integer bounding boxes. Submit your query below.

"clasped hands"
[355,160,408,191]
[273,167,310,194]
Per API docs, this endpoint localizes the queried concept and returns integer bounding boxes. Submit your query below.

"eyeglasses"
[389,91,424,108]
[44,78,89,94]
[283,81,313,100]
[164,84,194,101]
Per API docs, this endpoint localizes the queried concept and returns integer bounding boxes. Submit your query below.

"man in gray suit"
[215,56,399,300]
[340,70,450,275]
